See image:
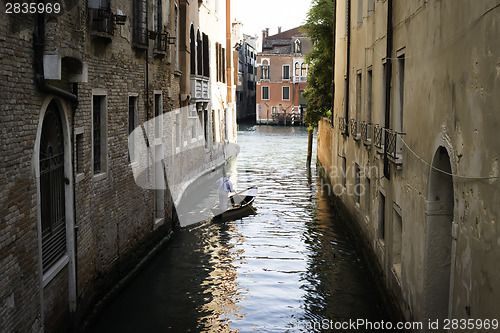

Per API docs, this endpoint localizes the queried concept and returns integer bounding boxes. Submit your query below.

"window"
[190,25,196,75]
[75,127,84,176]
[92,94,107,175]
[382,62,388,127]
[282,65,290,80]
[367,69,373,126]
[216,43,226,82]
[295,62,300,77]
[356,71,362,126]
[197,30,203,76]
[378,192,385,240]
[154,93,162,138]
[282,86,290,100]
[262,86,269,100]
[89,0,112,34]
[357,0,363,26]
[301,63,307,77]
[294,39,301,53]
[393,209,402,279]
[203,33,209,77]
[261,59,270,80]
[128,96,138,162]
[133,0,148,46]
[368,0,374,16]
[396,54,405,132]
[272,106,279,115]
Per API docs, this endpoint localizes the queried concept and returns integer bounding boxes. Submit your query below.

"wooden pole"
[307,125,313,167]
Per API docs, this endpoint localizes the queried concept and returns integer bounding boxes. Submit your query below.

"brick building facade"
[0,0,235,331]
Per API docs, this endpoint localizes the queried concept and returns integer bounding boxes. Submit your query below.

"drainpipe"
[331,0,337,126]
[34,9,78,103]
[383,0,393,180]
[345,0,351,137]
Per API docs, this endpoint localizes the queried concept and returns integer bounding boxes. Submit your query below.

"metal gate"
[39,101,66,272]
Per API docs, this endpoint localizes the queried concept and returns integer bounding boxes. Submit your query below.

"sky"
[232,0,313,39]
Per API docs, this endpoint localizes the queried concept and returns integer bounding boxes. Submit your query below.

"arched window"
[261,59,269,80]
[295,62,300,76]
[294,39,301,53]
[301,63,307,77]
[190,25,195,75]
[203,33,209,77]
[197,30,202,76]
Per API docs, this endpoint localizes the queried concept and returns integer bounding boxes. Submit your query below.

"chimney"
[278,26,281,34]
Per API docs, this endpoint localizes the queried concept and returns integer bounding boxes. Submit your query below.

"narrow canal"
[89,125,391,332]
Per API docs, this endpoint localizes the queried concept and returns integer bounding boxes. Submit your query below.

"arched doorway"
[39,101,67,271]
[36,99,76,330]
[423,146,454,326]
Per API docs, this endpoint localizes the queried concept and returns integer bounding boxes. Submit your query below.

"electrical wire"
[398,134,499,180]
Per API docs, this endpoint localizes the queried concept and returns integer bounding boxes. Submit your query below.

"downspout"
[34,8,78,103]
[383,0,393,179]
[345,0,351,136]
[331,0,337,126]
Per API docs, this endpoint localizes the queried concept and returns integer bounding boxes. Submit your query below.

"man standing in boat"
[217,172,234,212]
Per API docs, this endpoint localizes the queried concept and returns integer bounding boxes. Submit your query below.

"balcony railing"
[350,119,359,139]
[90,7,114,35]
[154,33,168,53]
[190,75,210,102]
[338,116,347,135]
[374,124,384,149]
[360,121,372,144]
[385,129,403,162]
[293,76,307,83]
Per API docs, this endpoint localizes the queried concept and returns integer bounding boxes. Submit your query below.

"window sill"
[43,255,69,288]
[75,173,85,183]
[93,172,108,182]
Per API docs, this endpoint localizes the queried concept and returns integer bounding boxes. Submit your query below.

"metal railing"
[154,33,168,52]
[385,129,403,160]
[374,124,384,149]
[350,119,358,138]
[90,7,114,35]
[338,116,347,135]
[360,121,372,142]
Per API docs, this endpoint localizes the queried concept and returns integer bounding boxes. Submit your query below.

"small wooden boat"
[212,186,258,221]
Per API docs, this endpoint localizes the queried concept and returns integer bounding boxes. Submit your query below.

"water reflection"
[90,125,389,332]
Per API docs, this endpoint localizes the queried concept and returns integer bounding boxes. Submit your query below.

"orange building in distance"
[256,27,312,125]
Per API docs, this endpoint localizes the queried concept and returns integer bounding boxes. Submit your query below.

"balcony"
[338,116,348,135]
[293,76,307,83]
[374,124,384,152]
[350,119,360,140]
[360,121,372,147]
[90,7,114,40]
[154,33,168,54]
[385,129,403,165]
[190,75,210,103]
